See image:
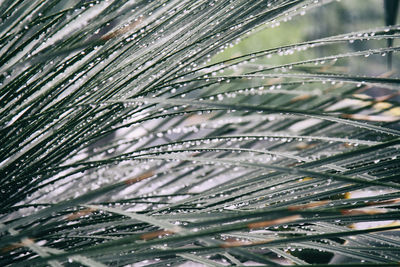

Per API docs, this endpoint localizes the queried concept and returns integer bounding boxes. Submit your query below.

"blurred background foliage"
[214,0,399,75]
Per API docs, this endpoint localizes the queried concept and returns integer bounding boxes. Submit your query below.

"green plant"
[1,0,400,266]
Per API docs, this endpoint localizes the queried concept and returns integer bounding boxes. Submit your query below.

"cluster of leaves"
[1,0,400,266]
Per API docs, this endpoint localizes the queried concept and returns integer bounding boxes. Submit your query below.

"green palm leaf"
[1,0,399,266]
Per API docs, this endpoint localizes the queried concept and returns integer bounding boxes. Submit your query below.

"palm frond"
[1,0,400,266]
